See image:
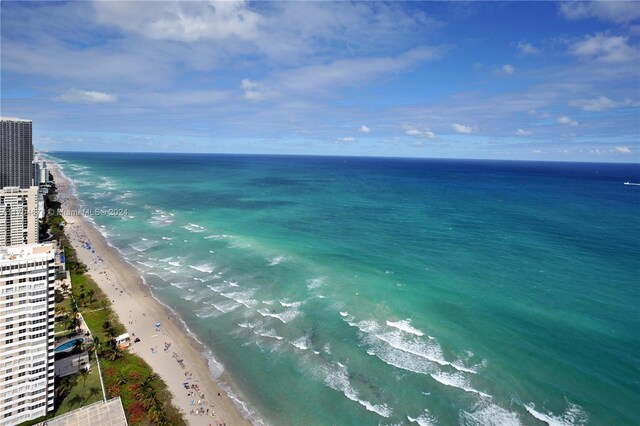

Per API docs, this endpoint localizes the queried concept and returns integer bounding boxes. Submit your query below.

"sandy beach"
[49,161,252,426]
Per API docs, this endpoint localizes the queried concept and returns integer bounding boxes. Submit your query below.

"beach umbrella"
[155,322,161,327]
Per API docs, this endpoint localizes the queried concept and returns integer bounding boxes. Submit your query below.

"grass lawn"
[54,321,71,334]
[53,363,104,416]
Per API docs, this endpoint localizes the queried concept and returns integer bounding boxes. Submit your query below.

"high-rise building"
[0,187,39,247]
[1,118,34,189]
[0,243,57,425]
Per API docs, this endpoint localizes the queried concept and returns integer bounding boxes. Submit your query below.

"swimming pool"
[55,337,84,353]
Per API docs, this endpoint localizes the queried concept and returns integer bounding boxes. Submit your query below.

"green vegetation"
[23,182,187,426]
[54,367,103,415]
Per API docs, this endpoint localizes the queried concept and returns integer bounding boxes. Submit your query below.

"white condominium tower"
[0,243,57,425]
[0,118,34,189]
[0,187,39,247]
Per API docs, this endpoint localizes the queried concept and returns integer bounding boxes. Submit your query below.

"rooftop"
[0,243,56,261]
[37,398,128,426]
[0,116,32,123]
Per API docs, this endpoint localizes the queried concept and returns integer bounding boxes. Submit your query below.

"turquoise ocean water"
[48,153,639,425]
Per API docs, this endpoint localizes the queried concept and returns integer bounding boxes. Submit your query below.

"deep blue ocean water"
[49,152,639,425]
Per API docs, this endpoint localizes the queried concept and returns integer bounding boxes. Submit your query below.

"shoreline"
[48,160,255,426]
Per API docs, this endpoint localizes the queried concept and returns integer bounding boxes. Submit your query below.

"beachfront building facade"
[0,187,39,247]
[1,117,34,189]
[0,243,57,425]
[33,155,50,187]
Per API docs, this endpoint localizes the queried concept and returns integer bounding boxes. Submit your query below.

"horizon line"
[40,150,640,165]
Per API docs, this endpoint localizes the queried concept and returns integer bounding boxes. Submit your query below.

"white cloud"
[403,125,435,139]
[358,125,370,133]
[613,146,631,154]
[337,137,355,142]
[139,90,230,107]
[559,1,640,24]
[451,123,473,134]
[569,96,617,111]
[571,34,639,63]
[516,129,533,136]
[557,115,578,126]
[517,41,540,55]
[502,64,515,74]
[528,109,551,118]
[56,88,117,104]
[241,79,274,101]
[94,1,261,42]
[241,79,260,90]
[277,46,444,93]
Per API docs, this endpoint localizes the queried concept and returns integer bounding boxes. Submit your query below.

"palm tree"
[141,391,158,410]
[85,337,99,362]
[102,346,123,361]
[86,336,100,353]
[68,315,81,332]
[148,403,165,425]
[87,289,95,304]
[79,367,89,396]
[115,371,127,386]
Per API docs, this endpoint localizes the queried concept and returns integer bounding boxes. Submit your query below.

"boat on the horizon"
[623,182,640,186]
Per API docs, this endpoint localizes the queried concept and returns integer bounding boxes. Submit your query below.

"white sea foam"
[347,315,480,376]
[523,403,588,426]
[316,362,392,418]
[237,322,255,329]
[257,308,301,324]
[230,240,252,249]
[387,319,424,336]
[430,372,490,397]
[462,400,522,426]
[212,301,242,314]
[339,311,349,317]
[195,305,223,319]
[189,263,215,274]
[148,209,174,226]
[280,300,303,308]
[129,239,159,252]
[366,343,436,376]
[168,261,181,267]
[257,329,284,341]
[306,276,326,289]
[183,223,206,233]
[204,349,225,380]
[228,281,239,287]
[374,331,478,374]
[136,260,153,269]
[268,256,286,266]
[408,409,437,426]
[115,191,134,201]
[207,284,226,293]
[290,336,310,350]
[204,234,236,239]
[346,319,380,334]
[221,289,258,308]
[169,281,190,289]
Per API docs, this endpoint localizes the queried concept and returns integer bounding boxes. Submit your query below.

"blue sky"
[1,1,639,162]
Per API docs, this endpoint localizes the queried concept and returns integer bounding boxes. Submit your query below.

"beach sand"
[49,161,252,426]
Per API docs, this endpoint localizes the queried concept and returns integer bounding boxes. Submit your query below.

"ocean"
[48,152,639,426]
